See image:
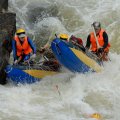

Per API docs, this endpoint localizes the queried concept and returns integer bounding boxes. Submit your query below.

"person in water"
[12,28,36,65]
[85,21,111,61]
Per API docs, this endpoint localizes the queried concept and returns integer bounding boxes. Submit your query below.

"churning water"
[1,0,120,119]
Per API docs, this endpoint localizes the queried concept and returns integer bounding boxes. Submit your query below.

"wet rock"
[0,0,8,12]
[0,12,16,85]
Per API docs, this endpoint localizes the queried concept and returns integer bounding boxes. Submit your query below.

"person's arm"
[12,40,17,60]
[85,34,91,49]
[28,37,36,54]
[102,31,108,49]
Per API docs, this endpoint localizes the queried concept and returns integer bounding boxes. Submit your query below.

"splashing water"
[1,0,120,119]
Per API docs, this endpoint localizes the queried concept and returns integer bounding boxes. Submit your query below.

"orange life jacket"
[14,36,32,57]
[90,29,110,52]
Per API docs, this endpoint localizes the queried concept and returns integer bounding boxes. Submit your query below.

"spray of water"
[1,0,120,119]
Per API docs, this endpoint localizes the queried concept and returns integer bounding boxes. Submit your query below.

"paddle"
[91,24,110,61]
[91,24,100,49]
[91,24,105,61]
[92,22,111,62]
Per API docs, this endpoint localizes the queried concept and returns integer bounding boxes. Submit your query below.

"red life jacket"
[76,38,83,45]
[90,29,110,52]
[70,35,83,45]
[14,36,32,57]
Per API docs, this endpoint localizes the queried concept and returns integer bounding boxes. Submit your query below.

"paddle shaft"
[92,25,100,49]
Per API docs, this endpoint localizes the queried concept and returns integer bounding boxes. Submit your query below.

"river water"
[1,0,120,120]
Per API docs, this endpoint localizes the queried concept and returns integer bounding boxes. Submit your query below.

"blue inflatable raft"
[51,38,103,73]
[5,64,58,84]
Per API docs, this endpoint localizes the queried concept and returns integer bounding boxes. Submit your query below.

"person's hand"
[13,60,18,65]
[30,54,36,59]
[98,48,104,53]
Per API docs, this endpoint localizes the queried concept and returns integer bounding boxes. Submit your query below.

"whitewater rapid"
[1,0,120,119]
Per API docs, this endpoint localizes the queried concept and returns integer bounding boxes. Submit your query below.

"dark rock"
[0,12,16,85]
[0,0,8,13]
